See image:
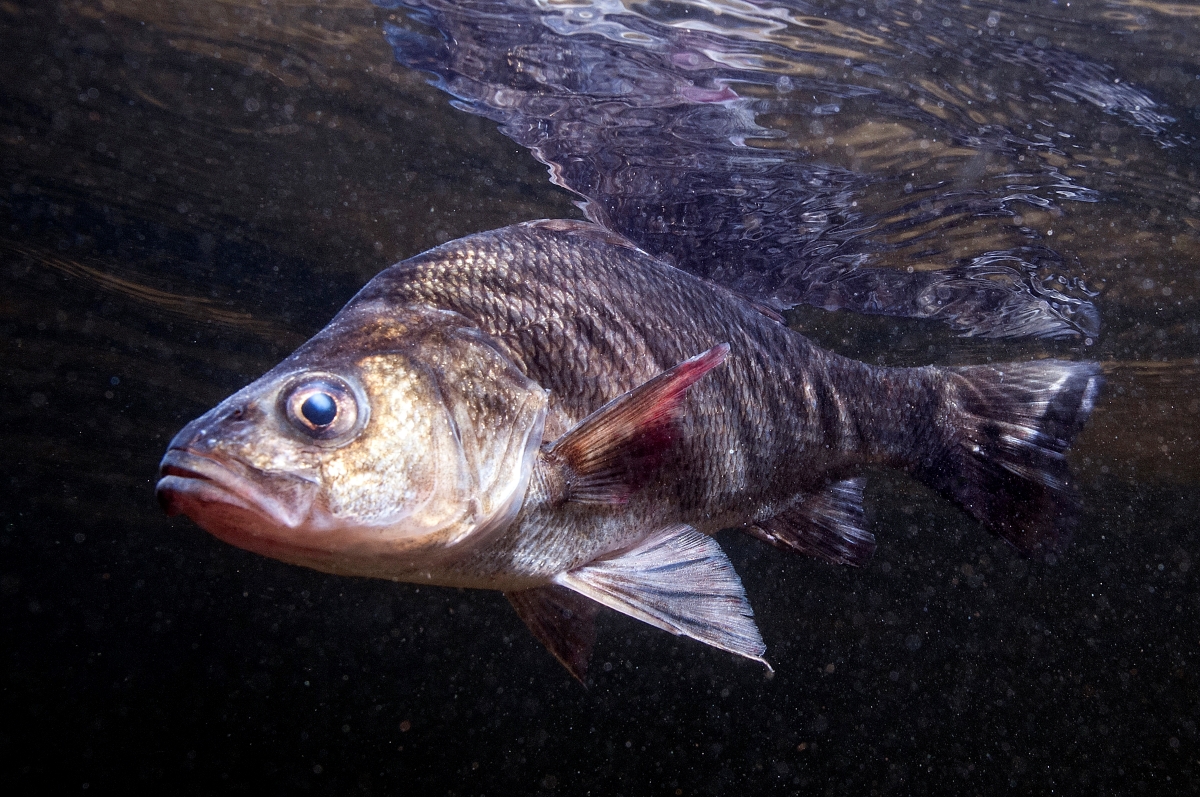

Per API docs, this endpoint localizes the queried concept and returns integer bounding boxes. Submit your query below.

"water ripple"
[378,0,1193,337]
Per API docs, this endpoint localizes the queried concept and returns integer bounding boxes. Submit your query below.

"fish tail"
[912,360,1102,557]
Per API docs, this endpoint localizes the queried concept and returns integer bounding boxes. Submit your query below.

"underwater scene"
[3,0,1200,793]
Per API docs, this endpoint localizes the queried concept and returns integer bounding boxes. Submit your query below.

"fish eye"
[281,374,364,444]
[300,392,337,426]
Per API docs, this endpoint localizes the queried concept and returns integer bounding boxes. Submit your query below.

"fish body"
[157,220,1100,677]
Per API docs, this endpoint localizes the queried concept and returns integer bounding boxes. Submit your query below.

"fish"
[156,219,1102,680]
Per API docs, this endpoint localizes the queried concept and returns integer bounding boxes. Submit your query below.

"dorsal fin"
[744,478,876,567]
[555,524,769,667]
[521,219,642,252]
[750,300,786,324]
[542,344,729,504]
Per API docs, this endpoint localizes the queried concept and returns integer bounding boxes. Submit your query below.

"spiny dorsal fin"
[543,344,729,504]
[555,524,769,668]
[506,584,599,683]
[750,300,786,324]
[744,478,876,567]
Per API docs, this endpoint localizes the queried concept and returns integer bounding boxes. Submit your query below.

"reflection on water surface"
[2,0,1199,793]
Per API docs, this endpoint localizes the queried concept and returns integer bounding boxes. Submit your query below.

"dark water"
[3,0,1199,793]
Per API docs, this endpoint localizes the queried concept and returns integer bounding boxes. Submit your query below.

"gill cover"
[290,302,548,549]
[401,314,549,546]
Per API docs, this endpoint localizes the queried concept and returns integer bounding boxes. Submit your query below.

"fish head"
[156,302,548,578]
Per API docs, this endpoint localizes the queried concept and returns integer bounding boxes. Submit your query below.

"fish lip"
[155,448,313,528]
[156,449,256,516]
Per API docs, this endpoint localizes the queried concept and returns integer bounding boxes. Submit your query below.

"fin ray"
[555,524,768,665]
[745,477,876,566]
[921,360,1102,556]
[544,344,729,504]
[506,584,599,683]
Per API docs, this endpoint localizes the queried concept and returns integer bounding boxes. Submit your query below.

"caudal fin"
[917,360,1102,556]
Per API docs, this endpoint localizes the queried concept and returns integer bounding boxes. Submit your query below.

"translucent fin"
[556,525,768,667]
[745,478,876,567]
[506,584,599,683]
[543,344,728,504]
[921,360,1102,556]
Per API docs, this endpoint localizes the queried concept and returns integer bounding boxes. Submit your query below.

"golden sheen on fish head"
[156,302,548,580]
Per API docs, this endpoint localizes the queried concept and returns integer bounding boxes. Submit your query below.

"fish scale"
[158,219,1100,678]
[370,223,893,504]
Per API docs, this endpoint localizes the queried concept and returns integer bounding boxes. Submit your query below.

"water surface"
[2,0,1199,793]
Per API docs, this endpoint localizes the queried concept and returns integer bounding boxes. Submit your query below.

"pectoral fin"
[745,478,876,567]
[506,584,599,683]
[543,344,729,504]
[555,524,769,667]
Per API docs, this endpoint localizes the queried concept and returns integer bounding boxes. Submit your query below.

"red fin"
[745,478,876,567]
[506,584,599,684]
[545,344,729,504]
[556,524,769,668]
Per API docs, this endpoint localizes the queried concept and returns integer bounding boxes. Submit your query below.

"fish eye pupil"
[300,392,337,426]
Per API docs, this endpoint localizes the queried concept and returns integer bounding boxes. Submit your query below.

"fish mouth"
[156,448,315,529]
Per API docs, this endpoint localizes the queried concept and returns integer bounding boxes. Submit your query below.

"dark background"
[3,1,1199,794]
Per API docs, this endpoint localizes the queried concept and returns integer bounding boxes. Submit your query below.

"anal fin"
[555,524,768,667]
[745,477,876,567]
[506,584,599,683]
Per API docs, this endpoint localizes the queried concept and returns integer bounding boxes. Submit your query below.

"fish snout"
[157,412,230,517]
[164,401,253,454]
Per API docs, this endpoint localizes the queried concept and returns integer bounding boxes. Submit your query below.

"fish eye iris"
[283,375,362,444]
[300,392,337,426]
